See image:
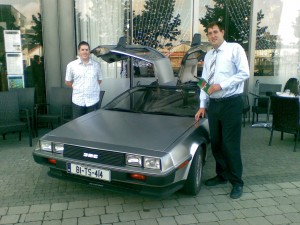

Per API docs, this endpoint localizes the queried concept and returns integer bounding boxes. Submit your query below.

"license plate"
[67,163,111,181]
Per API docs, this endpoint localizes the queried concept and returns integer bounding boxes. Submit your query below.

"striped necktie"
[207,49,218,84]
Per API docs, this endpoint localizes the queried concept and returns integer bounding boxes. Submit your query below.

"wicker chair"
[252,83,282,124]
[0,91,32,146]
[252,96,270,124]
[269,95,300,152]
[242,93,250,127]
[98,90,105,108]
[10,88,36,137]
[35,87,72,133]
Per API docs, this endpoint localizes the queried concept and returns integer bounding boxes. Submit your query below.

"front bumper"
[33,152,185,197]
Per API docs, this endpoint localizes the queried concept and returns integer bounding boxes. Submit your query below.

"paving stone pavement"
[0,124,300,225]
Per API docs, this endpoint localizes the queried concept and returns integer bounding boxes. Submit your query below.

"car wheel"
[181,149,203,195]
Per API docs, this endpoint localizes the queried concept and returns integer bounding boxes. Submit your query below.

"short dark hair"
[78,41,90,50]
[207,21,225,31]
[284,78,299,95]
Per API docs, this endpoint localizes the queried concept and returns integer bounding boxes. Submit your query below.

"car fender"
[169,119,209,182]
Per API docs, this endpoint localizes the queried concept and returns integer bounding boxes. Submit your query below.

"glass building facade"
[0,0,44,102]
[0,0,299,106]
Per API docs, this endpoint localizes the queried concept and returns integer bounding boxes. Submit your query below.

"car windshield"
[104,85,199,117]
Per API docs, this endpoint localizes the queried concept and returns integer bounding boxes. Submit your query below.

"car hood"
[44,110,196,152]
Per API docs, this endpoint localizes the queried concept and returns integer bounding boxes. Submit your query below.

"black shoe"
[230,186,243,199]
[205,176,228,186]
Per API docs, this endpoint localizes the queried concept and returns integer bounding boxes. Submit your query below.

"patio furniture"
[98,90,105,108]
[36,87,72,133]
[268,95,300,152]
[251,83,282,124]
[252,95,270,124]
[0,91,32,146]
[258,83,282,96]
[242,93,250,127]
[10,88,37,137]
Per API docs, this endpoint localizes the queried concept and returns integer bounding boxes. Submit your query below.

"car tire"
[181,149,203,195]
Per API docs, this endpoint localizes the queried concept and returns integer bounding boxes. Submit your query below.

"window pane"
[74,0,195,86]
[132,0,193,79]
[75,0,129,79]
[0,0,45,103]
[255,0,300,78]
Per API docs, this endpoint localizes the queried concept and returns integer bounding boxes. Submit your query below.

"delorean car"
[33,35,209,197]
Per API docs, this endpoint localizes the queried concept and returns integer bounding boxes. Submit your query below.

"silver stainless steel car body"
[33,37,210,196]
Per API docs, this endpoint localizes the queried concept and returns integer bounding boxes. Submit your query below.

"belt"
[210,94,242,102]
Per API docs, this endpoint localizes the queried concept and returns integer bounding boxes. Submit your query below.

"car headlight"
[40,140,52,152]
[126,154,142,167]
[144,157,161,170]
[53,143,64,154]
[39,140,64,153]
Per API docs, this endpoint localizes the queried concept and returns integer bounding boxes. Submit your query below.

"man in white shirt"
[195,21,250,199]
[65,41,103,119]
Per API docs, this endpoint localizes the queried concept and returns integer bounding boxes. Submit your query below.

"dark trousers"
[207,95,244,186]
[72,102,99,119]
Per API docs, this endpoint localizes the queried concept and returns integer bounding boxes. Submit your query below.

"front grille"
[63,144,125,166]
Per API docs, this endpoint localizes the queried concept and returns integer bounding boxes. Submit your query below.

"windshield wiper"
[105,108,138,113]
[142,111,185,117]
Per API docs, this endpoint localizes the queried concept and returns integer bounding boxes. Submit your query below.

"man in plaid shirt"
[65,41,103,119]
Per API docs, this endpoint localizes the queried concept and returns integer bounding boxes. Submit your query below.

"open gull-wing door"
[178,33,206,83]
[91,37,175,85]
